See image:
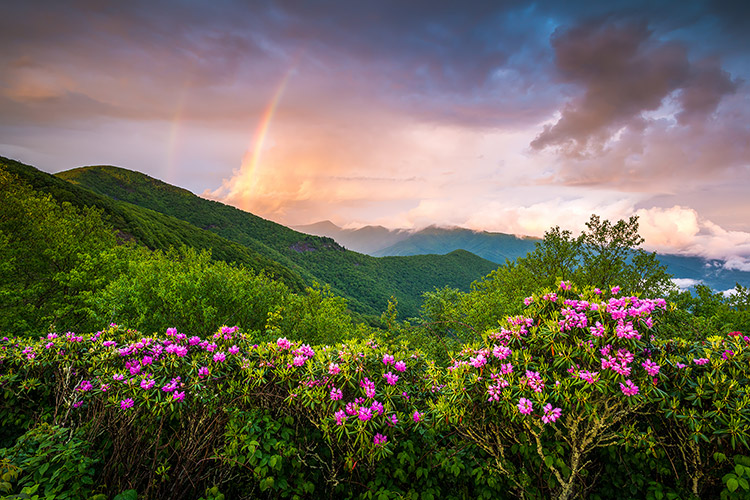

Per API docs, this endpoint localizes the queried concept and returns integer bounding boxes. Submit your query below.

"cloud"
[530,18,739,157]
[672,278,702,290]
[676,56,739,124]
[634,206,750,265]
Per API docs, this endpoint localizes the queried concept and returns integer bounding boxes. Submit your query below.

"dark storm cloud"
[676,57,739,124]
[530,18,739,156]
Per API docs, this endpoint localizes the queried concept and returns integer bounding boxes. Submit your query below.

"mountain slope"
[56,164,499,316]
[1,157,305,290]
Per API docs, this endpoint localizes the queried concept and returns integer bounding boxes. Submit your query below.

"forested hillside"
[2,157,497,320]
[55,163,498,316]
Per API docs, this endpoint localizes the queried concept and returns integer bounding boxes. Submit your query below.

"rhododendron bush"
[1,283,749,499]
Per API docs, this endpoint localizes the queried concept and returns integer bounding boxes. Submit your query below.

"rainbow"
[165,81,191,183]
[241,68,294,195]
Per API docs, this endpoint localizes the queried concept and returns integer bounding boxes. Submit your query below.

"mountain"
[293,221,412,254]
[299,220,750,293]
[52,163,499,317]
[372,226,539,263]
[1,156,305,290]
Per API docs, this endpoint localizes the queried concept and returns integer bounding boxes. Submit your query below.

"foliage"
[0,169,119,335]
[0,423,99,499]
[658,284,750,341]
[1,282,748,499]
[87,246,290,338]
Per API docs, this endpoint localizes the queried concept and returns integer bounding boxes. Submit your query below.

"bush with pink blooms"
[1,283,750,499]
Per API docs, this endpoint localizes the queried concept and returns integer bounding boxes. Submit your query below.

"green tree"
[88,246,290,336]
[0,169,119,335]
[577,214,673,295]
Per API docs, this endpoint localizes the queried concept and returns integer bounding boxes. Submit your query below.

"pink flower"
[589,322,605,337]
[360,378,376,398]
[413,410,424,422]
[619,379,639,396]
[525,371,545,393]
[198,366,209,378]
[358,406,373,421]
[541,403,562,424]
[172,391,185,402]
[100,384,110,392]
[373,433,388,446]
[470,354,487,368]
[641,359,660,377]
[518,398,533,415]
[228,345,240,355]
[213,352,226,363]
[293,355,306,367]
[578,370,599,384]
[334,409,347,425]
[371,400,384,415]
[277,337,291,350]
[611,286,621,295]
[382,354,395,365]
[78,380,93,392]
[140,378,155,390]
[394,360,407,372]
[120,398,134,410]
[328,363,340,375]
[492,345,512,360]
[330,387,343,401]
[166,327,177,337]
[383,372,399,385]
[693,358,709,365]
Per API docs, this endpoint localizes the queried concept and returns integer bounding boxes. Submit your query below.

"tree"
[0,169,119,335]
[577,215,673,296]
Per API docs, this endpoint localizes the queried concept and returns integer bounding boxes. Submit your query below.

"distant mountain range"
[295,221,750,293]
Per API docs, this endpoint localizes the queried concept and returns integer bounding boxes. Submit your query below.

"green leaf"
[113,489,138,500]
[739,478,749,491]
[728,478,739,492]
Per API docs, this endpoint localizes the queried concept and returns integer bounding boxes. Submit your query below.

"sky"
[2,0,750,268]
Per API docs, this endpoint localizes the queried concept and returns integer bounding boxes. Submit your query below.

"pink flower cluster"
[518,398,533,415]
[541,404,562,424]
[619,379,639,396]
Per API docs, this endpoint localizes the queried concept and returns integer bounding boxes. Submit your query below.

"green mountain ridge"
[50,162,498,317]
[1,157,305,290]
